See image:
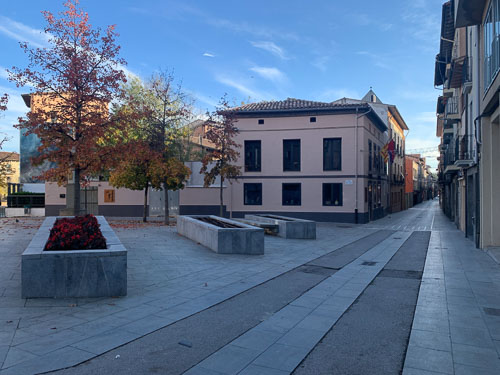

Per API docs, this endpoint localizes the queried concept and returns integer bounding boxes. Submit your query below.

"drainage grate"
[379,269,423,279]
[393,237,402,239]
[361,261,377,266]
[484,307,500,316]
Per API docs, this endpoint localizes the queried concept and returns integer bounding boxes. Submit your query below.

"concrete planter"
[177,215,264,255]
[245,214,316,239]
[21,216,127,298]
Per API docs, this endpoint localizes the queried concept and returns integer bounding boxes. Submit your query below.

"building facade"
[223,98,389,223]
[435,0,499,249]
[0,152,20,205]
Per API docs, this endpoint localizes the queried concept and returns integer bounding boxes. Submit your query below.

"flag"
[381,143,389,163]
[388,139,395,163]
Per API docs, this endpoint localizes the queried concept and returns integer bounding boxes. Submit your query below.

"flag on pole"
[388,139,395,163]
[381,139,396,163]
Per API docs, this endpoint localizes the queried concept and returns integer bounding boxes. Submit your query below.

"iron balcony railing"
[445,96,459,117]
[458,134,475,161]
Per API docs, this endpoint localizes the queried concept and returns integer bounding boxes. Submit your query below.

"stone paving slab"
[403,221,500,374]
[0,218,377,374]
[185,231,412,374]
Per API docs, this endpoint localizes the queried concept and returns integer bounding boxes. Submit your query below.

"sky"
[0,0,443,168]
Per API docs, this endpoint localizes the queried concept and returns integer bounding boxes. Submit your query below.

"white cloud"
[215,75,269,101]
[203,52,215,58]
[311,56,330,72]
[314,88,361,102]
[356,51,390,70]
[0,15,50,48]
[249,66,286,83]
[250,41,288,60]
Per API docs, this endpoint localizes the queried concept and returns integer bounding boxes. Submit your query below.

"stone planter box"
[244,214,316,239]
[177,215,264,255]
[22,216,127,298]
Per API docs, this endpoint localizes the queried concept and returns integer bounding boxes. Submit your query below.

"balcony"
[444,96,460,121]
[455,134,475,167]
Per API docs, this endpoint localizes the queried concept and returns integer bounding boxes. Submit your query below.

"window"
[244,183,262,205]
[323,138,342,171]
[258,119,264,125]
[368,140,372,171]
[283,139,301,171]
[310,117,316,123]
[282,183,301,205]
[244,140,261,172]
[484,0,500,90]
[323,183,343,206]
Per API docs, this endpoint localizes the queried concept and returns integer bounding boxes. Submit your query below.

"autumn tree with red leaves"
[200,96,241,217]
[8,0,127,215]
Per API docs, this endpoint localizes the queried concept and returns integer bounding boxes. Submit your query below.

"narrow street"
[42,199,500,375]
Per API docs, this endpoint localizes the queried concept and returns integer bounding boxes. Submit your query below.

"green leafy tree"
[200,96,241,217]
[112,73,192,223]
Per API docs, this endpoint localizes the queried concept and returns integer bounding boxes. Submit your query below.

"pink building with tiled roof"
[180,97,391,223]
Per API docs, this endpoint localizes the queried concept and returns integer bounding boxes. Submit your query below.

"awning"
[455,0,487,28]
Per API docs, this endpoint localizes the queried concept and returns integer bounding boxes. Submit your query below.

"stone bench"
[244,214,316,239]
[22,216,127,298]
[177,215,264,255]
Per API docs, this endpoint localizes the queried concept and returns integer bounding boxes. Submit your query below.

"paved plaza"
[0,200,499,374]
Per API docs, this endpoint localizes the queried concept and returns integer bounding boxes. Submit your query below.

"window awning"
[455,0,487,28]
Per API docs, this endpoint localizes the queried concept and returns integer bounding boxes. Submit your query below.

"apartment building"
[224,98,389,223]
[435,0,500,248]
[333,90,409,214]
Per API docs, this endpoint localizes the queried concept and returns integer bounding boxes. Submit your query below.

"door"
[80,186,98,215]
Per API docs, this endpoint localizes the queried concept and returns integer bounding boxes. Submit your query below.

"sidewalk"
[403,208,500,374]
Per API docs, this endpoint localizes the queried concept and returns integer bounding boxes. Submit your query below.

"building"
[435,0,499,248]
[333,90,409,213]
[0,151,20,205]
[221,98,389,223]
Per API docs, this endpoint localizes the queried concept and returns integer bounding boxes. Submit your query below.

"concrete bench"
[244,214,316,239]
[177,215,264,255]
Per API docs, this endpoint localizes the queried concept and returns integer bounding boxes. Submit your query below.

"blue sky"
[0,0,443,167]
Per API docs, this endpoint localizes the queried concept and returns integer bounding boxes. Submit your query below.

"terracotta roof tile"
[231,98,367,113]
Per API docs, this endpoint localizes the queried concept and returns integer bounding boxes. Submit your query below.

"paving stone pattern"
[0,216,376,374]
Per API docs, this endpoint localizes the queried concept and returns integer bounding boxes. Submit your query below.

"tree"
[114,72,192,224]
[200,96,241,217]
[8,0,127,215]
[109,141,162,222]
[0,94,14,192]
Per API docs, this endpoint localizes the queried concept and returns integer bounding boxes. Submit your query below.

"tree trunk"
[143,182,149,223]
[164,182,169,225]
[74,168,81,216]
[220,176,224,217]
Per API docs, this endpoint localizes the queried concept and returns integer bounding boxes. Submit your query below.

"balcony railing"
[445,96,459,117]
[457,134,475,162]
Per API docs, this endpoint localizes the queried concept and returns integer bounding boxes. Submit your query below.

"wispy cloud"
[356,51,390,70]
[314,88,361,102]
[0,15,50,48]
[215,75,269,101]
[203,52,215,58]
[250,41,288,60]
[402,0,441,52]
[207,17,300,42]
[249,66,286,83]
[311,56,330,72]
[349,13,393,32]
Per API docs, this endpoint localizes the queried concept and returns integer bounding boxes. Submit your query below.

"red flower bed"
[44,215,107,251]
